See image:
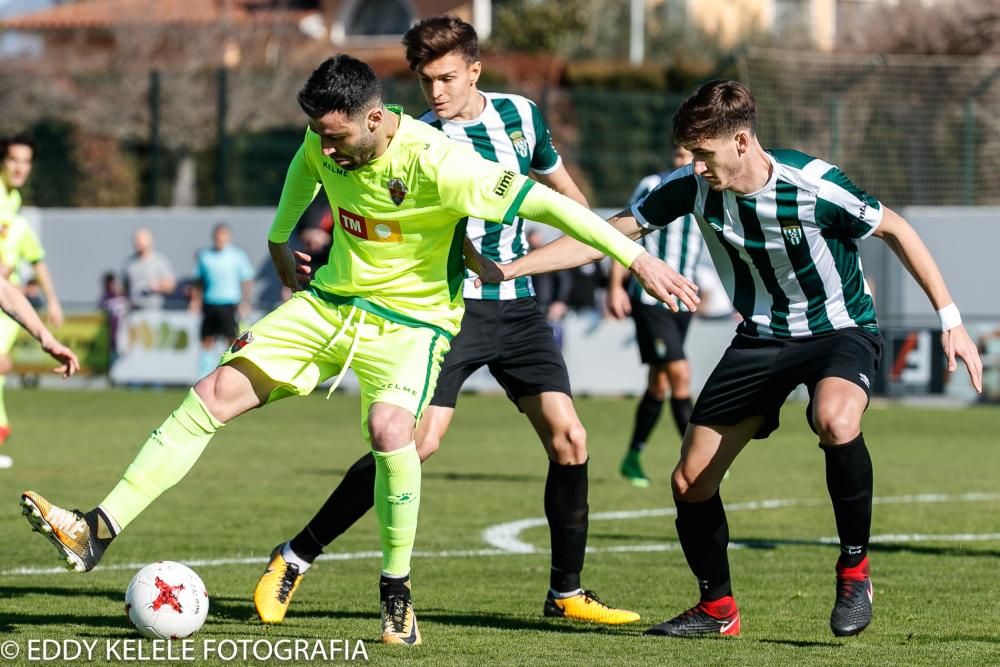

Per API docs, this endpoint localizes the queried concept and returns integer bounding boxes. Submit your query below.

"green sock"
[0,375,8,427]
[372,442,421,577]
[100,390,224,530]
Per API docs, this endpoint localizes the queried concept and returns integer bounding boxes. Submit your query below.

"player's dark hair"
[1,134,36,158]
[402,15,480,71]
[673,80,757,147]
[297,55,383,120]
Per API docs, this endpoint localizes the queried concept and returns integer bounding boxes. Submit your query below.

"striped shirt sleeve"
[814,165,883,240]
[631,166,698,229]
[528,101,561,174]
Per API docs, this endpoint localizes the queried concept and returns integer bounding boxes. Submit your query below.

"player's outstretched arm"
[509,186,699,312]
[0,277,78,377]
[874,207,983,392]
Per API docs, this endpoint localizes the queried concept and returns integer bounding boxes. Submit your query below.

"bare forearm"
[33,262,61,309]
[507,209,644,279]
[877,212,953,309]
[0,279,51,344]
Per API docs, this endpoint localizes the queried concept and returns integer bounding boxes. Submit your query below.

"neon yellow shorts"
[219,290,452,440]
[0,313,20,355]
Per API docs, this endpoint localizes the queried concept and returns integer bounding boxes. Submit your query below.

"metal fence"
[3,51,1000,209]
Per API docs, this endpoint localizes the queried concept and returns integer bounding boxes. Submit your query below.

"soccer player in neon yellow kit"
[20,55,698,645]
[0,136,64,464]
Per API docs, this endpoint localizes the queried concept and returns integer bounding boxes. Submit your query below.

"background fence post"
[148,69,161,207]
[216,67,229,206]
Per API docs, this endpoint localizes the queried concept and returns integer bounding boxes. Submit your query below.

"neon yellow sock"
[0,375,9,427]
[100,390,224,530]
[373,442,421,577]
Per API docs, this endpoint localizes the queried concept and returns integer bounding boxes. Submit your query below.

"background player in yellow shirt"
[20,55,697,646]
[0,135,64,457]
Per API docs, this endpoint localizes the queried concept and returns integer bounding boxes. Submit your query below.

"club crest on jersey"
[781,221,803,245]
[230,331,253,353]
[509,130,529,158]
[387,177,408,206]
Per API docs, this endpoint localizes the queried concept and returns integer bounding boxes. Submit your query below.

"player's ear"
[366,106,384,132]
[469,60,482,86]
[735,130,750,156]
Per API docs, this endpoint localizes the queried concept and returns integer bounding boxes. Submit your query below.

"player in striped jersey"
[607,146,705,487]
[254,16,642,627]
[476,80,983,639]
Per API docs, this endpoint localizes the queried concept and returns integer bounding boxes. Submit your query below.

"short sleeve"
[529,101,561,175]
[814,165,883,240]
[628,174,665,208]
[632,165,698,229]
[434,142,535,225]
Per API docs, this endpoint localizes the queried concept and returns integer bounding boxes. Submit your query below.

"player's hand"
[464,237,508,285]
[46,301,64,328]
[941,325,983,393]
[269,242,306,293]
[293,250,314,287]
[606,285,632,320]
[40,334,79,378]
[628,252,699,313]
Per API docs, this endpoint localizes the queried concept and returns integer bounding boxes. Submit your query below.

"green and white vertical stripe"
[632,150,881,339]
[419,92,561,300]
[627,172,705,310]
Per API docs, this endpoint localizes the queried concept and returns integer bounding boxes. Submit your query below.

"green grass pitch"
[1,389,999,665]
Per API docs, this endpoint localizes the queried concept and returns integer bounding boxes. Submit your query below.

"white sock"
[281,541,312,573]
[550,587,583,599]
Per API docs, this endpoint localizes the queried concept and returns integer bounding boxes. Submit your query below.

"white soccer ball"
[124,561,209,639]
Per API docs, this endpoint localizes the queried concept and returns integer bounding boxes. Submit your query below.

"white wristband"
[937,303,962,331]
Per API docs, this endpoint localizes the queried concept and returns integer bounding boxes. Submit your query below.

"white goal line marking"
[3,492,998,577]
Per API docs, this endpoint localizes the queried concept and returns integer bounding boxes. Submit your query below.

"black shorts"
[201,303,238,341]
[430,297,571,409]
[631,300,693,365]
[690,327,883,439]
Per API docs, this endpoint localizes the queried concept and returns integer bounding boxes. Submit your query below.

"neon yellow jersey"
[269,110,536,338]
[0,214,44,286]
[0,181,22,216]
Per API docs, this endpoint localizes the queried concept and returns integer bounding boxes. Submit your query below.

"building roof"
[0,0,310,31]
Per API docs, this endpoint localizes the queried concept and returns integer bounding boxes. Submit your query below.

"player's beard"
[340,131,379,171]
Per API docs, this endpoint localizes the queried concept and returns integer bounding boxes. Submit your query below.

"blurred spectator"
[24,278,43,308]
[123,228,175,310]
[189,223,254,377]
[100,271,128,366]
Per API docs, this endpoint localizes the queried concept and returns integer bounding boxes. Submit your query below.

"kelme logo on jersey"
[229,331,253,353]
[338,207,402,243]
[387,178,408,206]
[509,130,529,158]
[781,221,803,245]
[493,170,516,197]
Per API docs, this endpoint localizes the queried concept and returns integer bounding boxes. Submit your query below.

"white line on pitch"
[482,491,1000,552]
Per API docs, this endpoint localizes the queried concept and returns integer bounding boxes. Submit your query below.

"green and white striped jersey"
[627,172,705,311]
[633,149,881,339]
[419,92,561,300]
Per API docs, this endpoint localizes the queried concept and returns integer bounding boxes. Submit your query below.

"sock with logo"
[821,434,872,568]
[545,458,588,594]
[628,391,663,453]
[100,390,224,530]
[373,443,421,577]
[290,453,377,563]
[669,396,693,436]
[675,491,732,602]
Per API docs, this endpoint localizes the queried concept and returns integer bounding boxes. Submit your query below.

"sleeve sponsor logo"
[337,207,402,242]
[493,170,516,197]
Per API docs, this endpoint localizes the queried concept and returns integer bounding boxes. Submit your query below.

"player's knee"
[668,364,691,394]
[415,434,440,462]
[368,410,416,452]
[548,421,587,465]
[671,465,715,503]
[647,368,669,400]
[813,408,860,445]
